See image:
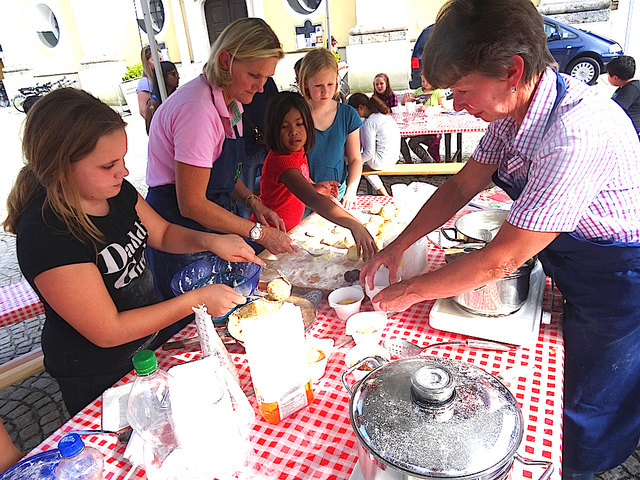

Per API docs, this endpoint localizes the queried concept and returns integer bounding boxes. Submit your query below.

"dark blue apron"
[492,72,640,473]
[146,93,245,301]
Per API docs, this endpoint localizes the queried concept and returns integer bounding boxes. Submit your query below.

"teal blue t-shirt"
[307,102,362,198]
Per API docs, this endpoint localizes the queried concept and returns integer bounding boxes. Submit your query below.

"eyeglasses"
[168,70,179,77]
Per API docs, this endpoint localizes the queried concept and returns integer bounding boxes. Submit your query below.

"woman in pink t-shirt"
[257,92,376,261]
[145,18,297,300]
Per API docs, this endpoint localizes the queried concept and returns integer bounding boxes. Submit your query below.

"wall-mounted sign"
[295,20,324,49]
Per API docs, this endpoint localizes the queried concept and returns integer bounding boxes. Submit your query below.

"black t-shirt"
[17,180,162,383]
[242,76,278,155]
[612,79,640,134]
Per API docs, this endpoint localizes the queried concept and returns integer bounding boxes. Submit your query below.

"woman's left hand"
[372,279,425,312]
[209,234,265,265]
[251,201,287,232]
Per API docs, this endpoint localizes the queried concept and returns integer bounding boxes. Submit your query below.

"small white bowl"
[364,267,400,311]
[306,338,334,383]
[328,286,364,321]
[345,311,387,345]
[344,343,391,381]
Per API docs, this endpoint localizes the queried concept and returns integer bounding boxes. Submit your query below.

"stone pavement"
[0,105,639,478]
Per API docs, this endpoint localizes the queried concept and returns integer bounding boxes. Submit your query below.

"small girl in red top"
[257,92,377,261]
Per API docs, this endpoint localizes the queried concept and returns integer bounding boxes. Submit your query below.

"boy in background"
[607,55,640,137]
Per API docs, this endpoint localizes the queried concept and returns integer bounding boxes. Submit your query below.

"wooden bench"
[361,162,465,193]
[0,280,45,389]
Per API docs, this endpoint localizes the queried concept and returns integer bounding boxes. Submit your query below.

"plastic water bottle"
[126,350,180,478]
[55,433,103,480]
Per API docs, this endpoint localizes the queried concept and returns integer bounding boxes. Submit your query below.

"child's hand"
[341,190,357,210]
[402,93,414,105]
[208,234,265,266]
[313,181,340,198]
[251,202,287,232]
[198,284,247,318]
[351,224,378,262]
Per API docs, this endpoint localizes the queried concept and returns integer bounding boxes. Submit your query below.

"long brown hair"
[3,88,126,244]
[347,92,390,115]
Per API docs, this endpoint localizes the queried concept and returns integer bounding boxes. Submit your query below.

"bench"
[361,162,465,193]
[0,280,45,389]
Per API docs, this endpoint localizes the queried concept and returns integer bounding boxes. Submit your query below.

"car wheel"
[566,57,600,85]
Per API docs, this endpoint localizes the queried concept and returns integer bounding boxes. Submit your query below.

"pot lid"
[349,357,523,479]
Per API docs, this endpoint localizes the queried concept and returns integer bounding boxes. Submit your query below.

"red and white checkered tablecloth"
[0,279,44,328]
[391,111,489,137]
[25,196,563,480]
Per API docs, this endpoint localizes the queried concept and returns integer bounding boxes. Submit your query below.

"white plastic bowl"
[306,338,334,383]
[364,267,399,311]
[328,286,364,321]
[345,311,387,345]
[344,343,391,381]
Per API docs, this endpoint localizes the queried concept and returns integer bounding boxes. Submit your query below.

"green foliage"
[122,63,143,82]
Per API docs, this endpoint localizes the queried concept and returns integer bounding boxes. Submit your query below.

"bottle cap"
[58,433,84,458]
[132,350,158,375]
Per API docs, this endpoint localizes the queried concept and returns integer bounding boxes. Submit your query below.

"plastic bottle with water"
[55,433,103,480]
[126,350,180,479]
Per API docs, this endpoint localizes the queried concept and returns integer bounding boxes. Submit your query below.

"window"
[286,0,322,15]
[559,26,578,40]
[135,0,165,35]
[35,4,60,48]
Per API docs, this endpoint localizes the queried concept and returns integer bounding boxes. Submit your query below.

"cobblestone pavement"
[1,107,639,478]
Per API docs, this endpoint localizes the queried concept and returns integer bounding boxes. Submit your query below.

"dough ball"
[266,277,292,301]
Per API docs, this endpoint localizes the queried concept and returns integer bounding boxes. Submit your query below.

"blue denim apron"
[492,73,640,473]
[146,98,245,301]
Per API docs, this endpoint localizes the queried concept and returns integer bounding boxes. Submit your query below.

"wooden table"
[24,196,563,480]
[391,110,488,162]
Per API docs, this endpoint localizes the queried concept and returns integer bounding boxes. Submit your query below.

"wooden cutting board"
[258,210,408,294]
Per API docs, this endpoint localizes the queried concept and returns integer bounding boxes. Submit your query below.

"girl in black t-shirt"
[3,88,263,416]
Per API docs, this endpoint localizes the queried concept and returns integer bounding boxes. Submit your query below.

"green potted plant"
[120,63,143,115]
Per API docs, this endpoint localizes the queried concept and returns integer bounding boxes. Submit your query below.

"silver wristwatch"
[249,222,263,241]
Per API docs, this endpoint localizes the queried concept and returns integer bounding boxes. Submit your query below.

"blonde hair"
[299,48,339,100]
[141,45,154,80]
[202,17,283,89]
[3,88,126,245]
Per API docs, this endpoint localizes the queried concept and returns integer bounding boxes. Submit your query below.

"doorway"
[204,0,248,45]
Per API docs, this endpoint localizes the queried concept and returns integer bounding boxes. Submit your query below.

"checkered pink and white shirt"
[474,68,640,242]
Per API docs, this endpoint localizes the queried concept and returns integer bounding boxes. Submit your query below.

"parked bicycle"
[12,77,74,113]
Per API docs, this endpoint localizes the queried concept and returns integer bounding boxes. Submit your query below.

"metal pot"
[441,210,509,243]
[444,244,536,317]
[341,357,554,480]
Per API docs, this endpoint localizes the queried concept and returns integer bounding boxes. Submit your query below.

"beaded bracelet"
[245,193,260,206]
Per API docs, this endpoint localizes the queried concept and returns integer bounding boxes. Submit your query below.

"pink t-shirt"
[146,74,243,187]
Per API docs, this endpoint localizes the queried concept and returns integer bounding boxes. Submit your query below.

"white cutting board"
[429,261,545,347]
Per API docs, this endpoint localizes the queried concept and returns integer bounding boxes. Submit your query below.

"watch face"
[250,224,262,240]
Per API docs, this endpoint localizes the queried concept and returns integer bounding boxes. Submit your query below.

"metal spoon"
[300,247,324,257]
[382,338,516,359]
[476,225,501,242]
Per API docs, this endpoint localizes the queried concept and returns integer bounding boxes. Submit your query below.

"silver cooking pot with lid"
[342,356,554,480]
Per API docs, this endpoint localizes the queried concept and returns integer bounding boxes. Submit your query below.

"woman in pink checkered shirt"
[361,1,640,479]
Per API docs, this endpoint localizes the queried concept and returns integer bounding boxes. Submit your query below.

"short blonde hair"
[203,17,284,88]
[299,48,339,100]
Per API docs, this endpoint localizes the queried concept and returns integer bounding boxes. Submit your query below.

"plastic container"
[126,350,180,479]
[364,267,399,311]
[55,433,103,480]
[346,311,387,345]
[327,286,364,321]
[243,302,314,424]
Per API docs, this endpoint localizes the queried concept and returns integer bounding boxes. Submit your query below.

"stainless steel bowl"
[441,210,509,243]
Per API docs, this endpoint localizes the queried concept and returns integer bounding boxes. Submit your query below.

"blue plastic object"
[58,433,84,458]
[0,449,61,480]
[170,255,262,322]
